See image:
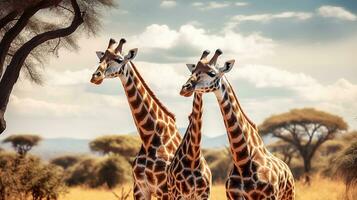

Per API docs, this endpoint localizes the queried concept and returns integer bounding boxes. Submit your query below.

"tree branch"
[0,0,56,79]
[49,38,61,55]
[0,10,18,30]
[57,4,74,13]
[0,0,83,134]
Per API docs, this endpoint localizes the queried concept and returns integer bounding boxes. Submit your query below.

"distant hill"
[1,129,275,159]
[1,137,91,160]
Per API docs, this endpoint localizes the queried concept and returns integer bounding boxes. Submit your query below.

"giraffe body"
[217,79,295,200]
[181,49,295,200]
[167,93,211,200]
[90,39,182,200]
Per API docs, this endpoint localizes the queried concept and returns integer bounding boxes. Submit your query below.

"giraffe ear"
[219,59,235,74]
[96,51,104,59]
[124,48,138,61]
[186,64,196,72]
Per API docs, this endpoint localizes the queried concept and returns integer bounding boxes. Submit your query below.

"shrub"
[96,155,132,188]
[205,148,232,183]
[50,155,82,170]
[333,141,357,199]
[65,157,99,187]
[202,148,227,165]
[0,151,66,200]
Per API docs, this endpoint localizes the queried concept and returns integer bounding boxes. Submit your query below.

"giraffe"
[90,38,182,200]
[167,51,212,200]
[180,49,295,200]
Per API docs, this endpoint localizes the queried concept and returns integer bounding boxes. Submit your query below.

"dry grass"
[60,176,348,200]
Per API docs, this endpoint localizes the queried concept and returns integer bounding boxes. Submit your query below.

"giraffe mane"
[226,80,257,129]
[130,61,176,121]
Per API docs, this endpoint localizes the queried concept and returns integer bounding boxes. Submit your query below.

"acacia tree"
[0,0,115,134]
[319,140,345,157]
[259,108,348,182]
[2,134,41,155]
[268,140,297,166]
[50,155,81,169]
[89,135,141,158]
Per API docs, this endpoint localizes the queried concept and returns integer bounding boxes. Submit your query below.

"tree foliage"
[340,131,357,142]
[65,157,98,187]
[259,108,348,182]
[89,135,141,158]
[319,140,345,157]
[2,134,41,155]
[50,155,82,169]
[333,141,357,199]
[65,155,132,188]
[203,148,232,183]
[268,140,297,166]
[0,151,66,200]
[0,0,116,134]
[96,155,132,189]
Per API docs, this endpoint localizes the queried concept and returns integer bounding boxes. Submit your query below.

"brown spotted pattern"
[167,93,212,200]
[90,39,182,200]
[182,50,295,200]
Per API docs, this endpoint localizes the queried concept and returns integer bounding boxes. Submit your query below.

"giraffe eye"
[114,58,123,64]
[207,71,216,77]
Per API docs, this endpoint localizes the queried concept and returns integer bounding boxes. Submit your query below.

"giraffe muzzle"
[180,84,194,97]
[90,76,103,85]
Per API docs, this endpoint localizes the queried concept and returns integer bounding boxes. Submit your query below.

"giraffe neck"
[181,92,203,168]
[119,62,176,147]
[214,77,266,167]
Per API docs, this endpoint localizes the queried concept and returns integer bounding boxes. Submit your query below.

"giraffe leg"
[133,183,151,200]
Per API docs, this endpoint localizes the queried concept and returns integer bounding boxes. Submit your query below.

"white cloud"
[130,23,274,61]
[192,2,203,7]
[130,24,179,49]
[231,64,357,128]
[9,95,82,117]
[317,5,357,21]
[46,69,92,86]
[232,11,313,23]
[235,2,249,7]
[235,65,317,88]
[160,1,177,8]
[192,1,230,10]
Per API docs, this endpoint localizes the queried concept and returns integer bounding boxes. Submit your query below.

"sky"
[3,0,357,139]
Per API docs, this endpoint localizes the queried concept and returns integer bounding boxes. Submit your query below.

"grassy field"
[60,176,348,200]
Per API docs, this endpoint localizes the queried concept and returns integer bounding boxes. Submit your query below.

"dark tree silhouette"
[259,108,348,183]
[319,140,345,157]
[333,141,357,200]
[0,0,115,134]
[89,135,141,158]
[96,155,131,189]
[2,134,41,155]
[268,140,297,166]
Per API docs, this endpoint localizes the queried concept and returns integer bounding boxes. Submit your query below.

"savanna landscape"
[1,0,357,200]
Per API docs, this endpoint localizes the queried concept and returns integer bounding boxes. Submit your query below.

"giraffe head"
[180,49,235,97]
[90,38,138,85]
